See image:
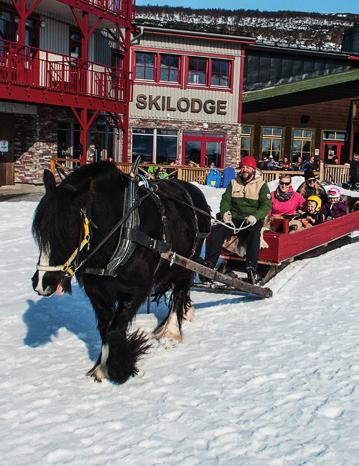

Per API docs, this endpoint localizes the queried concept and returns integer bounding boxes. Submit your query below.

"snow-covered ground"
[0,188,358,465]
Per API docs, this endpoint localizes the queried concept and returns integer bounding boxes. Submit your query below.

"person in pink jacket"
[270,174,305,217]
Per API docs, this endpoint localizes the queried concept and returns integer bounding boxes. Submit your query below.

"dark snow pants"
[204,220,263,270]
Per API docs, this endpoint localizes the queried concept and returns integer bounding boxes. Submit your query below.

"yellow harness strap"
[61,215,90,277]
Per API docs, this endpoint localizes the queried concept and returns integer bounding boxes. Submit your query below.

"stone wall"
[129,118,241,167]
[14,106,71,184]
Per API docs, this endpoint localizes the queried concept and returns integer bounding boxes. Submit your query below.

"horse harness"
[37,161,210,279]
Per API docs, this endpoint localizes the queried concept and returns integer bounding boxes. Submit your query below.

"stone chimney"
[342,22,359,54]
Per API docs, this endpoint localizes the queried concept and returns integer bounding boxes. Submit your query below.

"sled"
[221,210,359,285]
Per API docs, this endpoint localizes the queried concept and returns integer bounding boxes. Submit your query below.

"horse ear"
[43,169,56,193]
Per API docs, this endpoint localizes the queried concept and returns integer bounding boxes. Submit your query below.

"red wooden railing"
[79,0,134,18]
[0,39,132,103]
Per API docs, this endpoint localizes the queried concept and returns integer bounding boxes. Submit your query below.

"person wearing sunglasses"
[269,174,305,218]
[297,169,328,204]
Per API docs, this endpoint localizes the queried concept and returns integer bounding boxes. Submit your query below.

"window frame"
[291,128,314,163]
[260,126,284,160]
[239,125,253,157]
[131,127,178,164]
[133,48,233,91]
[135,51,156,82]
[322,130,346,141]
[185,55,232,90]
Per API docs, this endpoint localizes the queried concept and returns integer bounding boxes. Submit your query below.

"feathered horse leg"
[153,279,193,342]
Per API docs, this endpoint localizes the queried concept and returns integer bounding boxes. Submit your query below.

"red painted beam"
[57,0,134,25]
[0,82,128,113]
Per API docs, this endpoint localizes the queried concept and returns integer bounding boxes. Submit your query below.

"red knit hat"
[239,155,257,169]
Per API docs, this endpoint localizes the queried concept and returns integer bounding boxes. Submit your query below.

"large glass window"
[188,57,207,85]
[261,127,283,160]
[291,129,313,163]
[132,128,154,162]
[239,125,252,157]
[132,128,178,164]
[211,59,230,87]
[156,129,177,163]
[135,52,155,81]
[160,54,179,83]
[323,130,346,141]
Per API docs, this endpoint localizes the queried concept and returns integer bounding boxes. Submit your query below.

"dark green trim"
[243,70,359,103]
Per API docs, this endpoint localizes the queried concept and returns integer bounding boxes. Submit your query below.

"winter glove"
[246,215,257,226]
[223,211,233,224]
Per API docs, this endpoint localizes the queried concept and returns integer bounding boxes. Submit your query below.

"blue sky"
[136,1,359,14]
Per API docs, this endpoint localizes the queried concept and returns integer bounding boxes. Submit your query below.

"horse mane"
[32,162,124,257]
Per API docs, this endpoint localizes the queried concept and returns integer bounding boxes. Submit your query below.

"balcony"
[52,0,135,23]
[0,40,132,113]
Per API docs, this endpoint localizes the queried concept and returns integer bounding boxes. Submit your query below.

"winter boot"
[246,266,257,285]
[197,258,215,283]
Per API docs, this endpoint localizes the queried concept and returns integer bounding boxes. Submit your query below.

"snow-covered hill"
[135,6,359,51]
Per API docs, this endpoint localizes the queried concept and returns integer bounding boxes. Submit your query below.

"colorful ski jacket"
[270,188,305,217]
[220,170,272,221]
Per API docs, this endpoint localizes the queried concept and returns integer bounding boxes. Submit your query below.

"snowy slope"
[0,197,358,465]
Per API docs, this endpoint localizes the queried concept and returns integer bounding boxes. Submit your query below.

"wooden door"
[0,114,15,186]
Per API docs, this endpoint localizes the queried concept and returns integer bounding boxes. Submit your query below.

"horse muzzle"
[32,270,72,297]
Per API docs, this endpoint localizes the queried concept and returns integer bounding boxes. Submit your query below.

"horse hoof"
[183,305,195,322]
[86,364,108,382]
[153,325,182,342]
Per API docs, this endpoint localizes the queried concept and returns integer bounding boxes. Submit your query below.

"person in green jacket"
[203,155,272,284]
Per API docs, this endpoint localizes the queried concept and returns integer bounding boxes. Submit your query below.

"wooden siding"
[93,31,112,66]
[242,81,359,161]
[131,81,239,123]
[140,34,243,55]
[39,17,69,55]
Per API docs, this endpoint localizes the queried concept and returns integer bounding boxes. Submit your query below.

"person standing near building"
[203,155,272,284]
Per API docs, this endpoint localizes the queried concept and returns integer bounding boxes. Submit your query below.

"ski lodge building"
[1,3,359,185]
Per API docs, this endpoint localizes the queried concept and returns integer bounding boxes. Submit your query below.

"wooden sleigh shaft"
[160,251,273,299]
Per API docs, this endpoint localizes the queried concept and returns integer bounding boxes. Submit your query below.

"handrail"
[0,39,132,103]
[49,159,351,186]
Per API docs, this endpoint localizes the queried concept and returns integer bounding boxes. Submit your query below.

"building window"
[70,29,81,58]
[132,128,178,163]
[239,125,252,157]
[322,130,346,141]
[188,57,207,85]
[187,56,231,88]
[0,12,14,42]
[135,52,155,81]
[211,59,230,87]
[132,128,154,162]
[156,129,178,163]
[291,128,313,163]
[261,127,283,160]
[134,51,231,89]
[160,54,180,83]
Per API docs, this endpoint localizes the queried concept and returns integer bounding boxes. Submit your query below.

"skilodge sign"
[136,94,228,115]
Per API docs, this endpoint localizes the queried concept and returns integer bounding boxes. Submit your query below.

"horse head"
[32,169,83,297]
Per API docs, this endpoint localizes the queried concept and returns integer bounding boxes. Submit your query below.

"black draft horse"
[32,161,211,384]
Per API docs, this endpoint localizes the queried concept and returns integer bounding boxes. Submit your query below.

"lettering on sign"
[136,95,227,116]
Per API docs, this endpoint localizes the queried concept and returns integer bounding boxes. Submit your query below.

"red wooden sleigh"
[220,210,359,283]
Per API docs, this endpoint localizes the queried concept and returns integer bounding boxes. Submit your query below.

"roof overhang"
[243,69,359,103]
[134,24,256,45]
